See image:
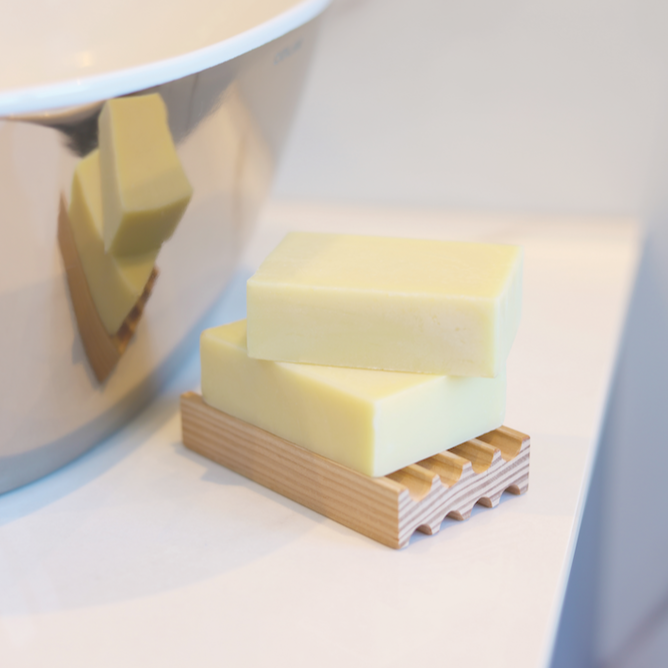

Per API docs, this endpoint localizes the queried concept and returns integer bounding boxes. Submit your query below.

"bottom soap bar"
[200,320,506,477]
[69,150,158,335]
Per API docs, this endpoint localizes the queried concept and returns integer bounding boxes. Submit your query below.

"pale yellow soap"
[201,320,506,477]
[98,93,193,256]
[68,150,158,335]
[247,232,523,377]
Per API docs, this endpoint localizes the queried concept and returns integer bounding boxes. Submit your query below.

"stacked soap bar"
[68,93,192,335]
[247,233,523,377]
[201,232,522,477]
[201,320,506,477]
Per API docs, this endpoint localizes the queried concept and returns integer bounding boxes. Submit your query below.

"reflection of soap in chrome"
[99,93,193,256]
[247,233,523,378]
[201,320,506,477]
[69,150,158,335]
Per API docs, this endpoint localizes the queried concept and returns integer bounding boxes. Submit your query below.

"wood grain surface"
[181,391,530,548]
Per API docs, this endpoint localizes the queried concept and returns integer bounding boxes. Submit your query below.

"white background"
[273,1,668,666]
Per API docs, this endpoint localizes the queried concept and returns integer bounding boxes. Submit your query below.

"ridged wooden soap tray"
[57,195,158,383]
[180,392,530,548]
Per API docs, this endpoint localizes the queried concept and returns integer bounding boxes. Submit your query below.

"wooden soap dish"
[180,392,530,549]
[57,195,158,383]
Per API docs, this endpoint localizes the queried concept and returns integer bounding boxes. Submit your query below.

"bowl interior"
[0,0,327,115]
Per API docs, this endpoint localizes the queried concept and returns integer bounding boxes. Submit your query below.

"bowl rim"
[0,0,329,118]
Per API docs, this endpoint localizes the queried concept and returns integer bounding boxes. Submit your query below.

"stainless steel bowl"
[0,0,328,493]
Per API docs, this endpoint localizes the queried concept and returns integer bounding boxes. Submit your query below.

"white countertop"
[0,203,641,668]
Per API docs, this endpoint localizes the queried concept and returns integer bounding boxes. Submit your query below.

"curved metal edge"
[0,0,331,117]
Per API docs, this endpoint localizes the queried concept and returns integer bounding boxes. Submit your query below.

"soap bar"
[68,150,158,335]
[201,320,506,477]
[247,232,523,377]
[98,93,193,256]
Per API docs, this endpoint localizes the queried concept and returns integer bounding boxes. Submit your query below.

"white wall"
[274,2,668,666]
[276,0,668,214]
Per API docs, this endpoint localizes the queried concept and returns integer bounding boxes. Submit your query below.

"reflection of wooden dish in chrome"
[180,391,530,549]
[57,196,158,383]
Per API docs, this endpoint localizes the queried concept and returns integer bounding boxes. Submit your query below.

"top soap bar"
[246,232,523,377]
[98,93,193,256]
